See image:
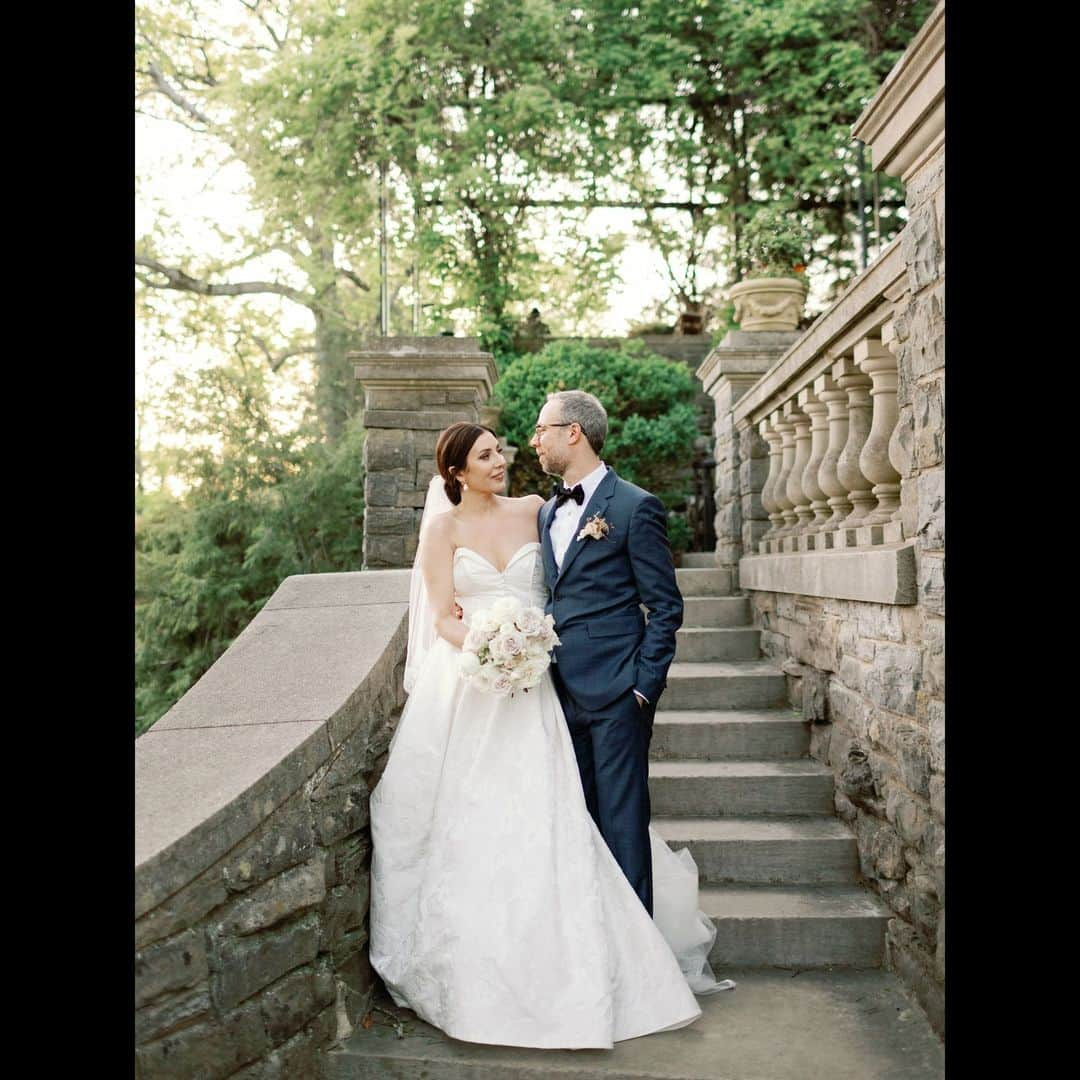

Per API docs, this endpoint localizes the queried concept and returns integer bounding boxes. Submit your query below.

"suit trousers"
[551,664,656,916]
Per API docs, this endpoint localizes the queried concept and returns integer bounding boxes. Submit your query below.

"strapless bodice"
[453,541,547,621]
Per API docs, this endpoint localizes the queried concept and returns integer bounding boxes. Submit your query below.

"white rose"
[516,660,545,689]
[515,606,546,637]
[500,629,525,657]
[463,627,487,653]
[491,672,515,696]
[471,609,499,634]
[458,652,481,677]
[491,596,519,621]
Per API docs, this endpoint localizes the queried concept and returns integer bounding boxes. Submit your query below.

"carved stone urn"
[728,277,808,332]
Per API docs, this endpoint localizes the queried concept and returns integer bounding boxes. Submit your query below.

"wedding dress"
[369,530,734,1050]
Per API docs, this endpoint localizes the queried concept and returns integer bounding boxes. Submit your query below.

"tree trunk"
[312,308,356,444]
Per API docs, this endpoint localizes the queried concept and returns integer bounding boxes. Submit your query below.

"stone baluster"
[833,356,877,542]
[782,399,814,550]
[882,319,910,542]
[771,410,797,538]
[856,337,901,538]
[797,385,832,543]
[758,417,785,550]
[813,371,853,545]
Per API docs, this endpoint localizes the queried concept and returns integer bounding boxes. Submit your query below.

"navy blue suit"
[538,466,683,915]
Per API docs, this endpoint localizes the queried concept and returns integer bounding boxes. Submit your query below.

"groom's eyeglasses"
[534,422,574,437]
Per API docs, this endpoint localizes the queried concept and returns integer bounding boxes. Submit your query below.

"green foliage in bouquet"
[492,339,699,525]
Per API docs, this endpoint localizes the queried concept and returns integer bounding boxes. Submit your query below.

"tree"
[135,353,367,735]
[575,0,935,311]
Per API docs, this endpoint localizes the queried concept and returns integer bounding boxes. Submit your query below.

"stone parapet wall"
[135,570,412,1078]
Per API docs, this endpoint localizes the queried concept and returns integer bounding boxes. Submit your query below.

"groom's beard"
[537,448,570,478]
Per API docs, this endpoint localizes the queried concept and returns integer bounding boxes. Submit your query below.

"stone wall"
[135,570,412,1078]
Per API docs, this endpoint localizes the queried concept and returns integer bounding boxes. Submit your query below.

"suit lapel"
[540,498,559,585]
[555,467,618,588]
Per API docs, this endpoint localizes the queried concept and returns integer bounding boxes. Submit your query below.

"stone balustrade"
[699,235,921,606]
[696,0,944,1035]
[135,570,411,1077]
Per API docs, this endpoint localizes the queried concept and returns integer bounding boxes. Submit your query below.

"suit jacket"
[538,466,683,712]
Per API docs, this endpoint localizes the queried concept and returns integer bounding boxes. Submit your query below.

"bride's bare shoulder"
[424,508,458,545]
[505,493,546,512]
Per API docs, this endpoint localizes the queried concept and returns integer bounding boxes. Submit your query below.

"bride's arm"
[419,514,469,649]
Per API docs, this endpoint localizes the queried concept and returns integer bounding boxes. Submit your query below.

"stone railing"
[135,570,410,1077]
[696,0,945,1036]
[713,233,919,606]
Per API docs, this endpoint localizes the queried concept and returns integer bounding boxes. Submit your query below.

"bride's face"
[458,431,506,494]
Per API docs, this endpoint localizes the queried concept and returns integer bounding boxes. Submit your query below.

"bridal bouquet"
[457,597,560,696]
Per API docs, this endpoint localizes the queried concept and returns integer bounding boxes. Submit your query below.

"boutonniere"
[577,513,613,542]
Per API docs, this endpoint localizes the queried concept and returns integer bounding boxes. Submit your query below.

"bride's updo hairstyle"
[435,422,497,505]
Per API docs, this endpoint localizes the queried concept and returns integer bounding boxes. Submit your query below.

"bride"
[369,422,734,1050]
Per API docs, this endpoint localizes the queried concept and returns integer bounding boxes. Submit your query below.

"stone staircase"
[327,558,943,1078]
[652,560,890,973]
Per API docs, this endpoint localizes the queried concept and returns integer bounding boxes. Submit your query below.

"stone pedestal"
[696,331,800,583]
[352,338,498,569]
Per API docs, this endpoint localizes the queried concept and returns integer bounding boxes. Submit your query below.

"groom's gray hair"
[547,390,608,454]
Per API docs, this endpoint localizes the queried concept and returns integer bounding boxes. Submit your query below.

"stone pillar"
[696,330,798,577]
[797,386,832,540]
[352,337,498,569]
[814,371,853,543]
[833,355,877,543]
[856,337,902,537]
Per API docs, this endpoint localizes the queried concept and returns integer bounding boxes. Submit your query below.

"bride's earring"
[462,481,469,491]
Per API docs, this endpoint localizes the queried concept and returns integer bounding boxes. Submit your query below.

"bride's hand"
[453,602,464,620]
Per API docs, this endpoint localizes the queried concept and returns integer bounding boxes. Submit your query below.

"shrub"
[492,339,699,515]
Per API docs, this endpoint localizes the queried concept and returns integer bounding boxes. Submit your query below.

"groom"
[531,390,683,917]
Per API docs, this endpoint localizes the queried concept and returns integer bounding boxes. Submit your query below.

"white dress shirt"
[550,461,609,568]
[548,462,650,706]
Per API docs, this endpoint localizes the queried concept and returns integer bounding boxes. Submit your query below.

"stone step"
[653,816,859,884]
[675,567,731,596]
[679,551,717,568]
[648,760,835,817]
[650,709,809,761]
[662,661,788,710]
[701,884,891,969]
[674,626,760,662]
[680,595,751,628]
[330,969,945,1079]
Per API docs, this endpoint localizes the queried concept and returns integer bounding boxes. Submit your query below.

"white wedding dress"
[369,540,732,1050]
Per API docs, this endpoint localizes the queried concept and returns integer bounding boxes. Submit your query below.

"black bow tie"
[553,482,585,507]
